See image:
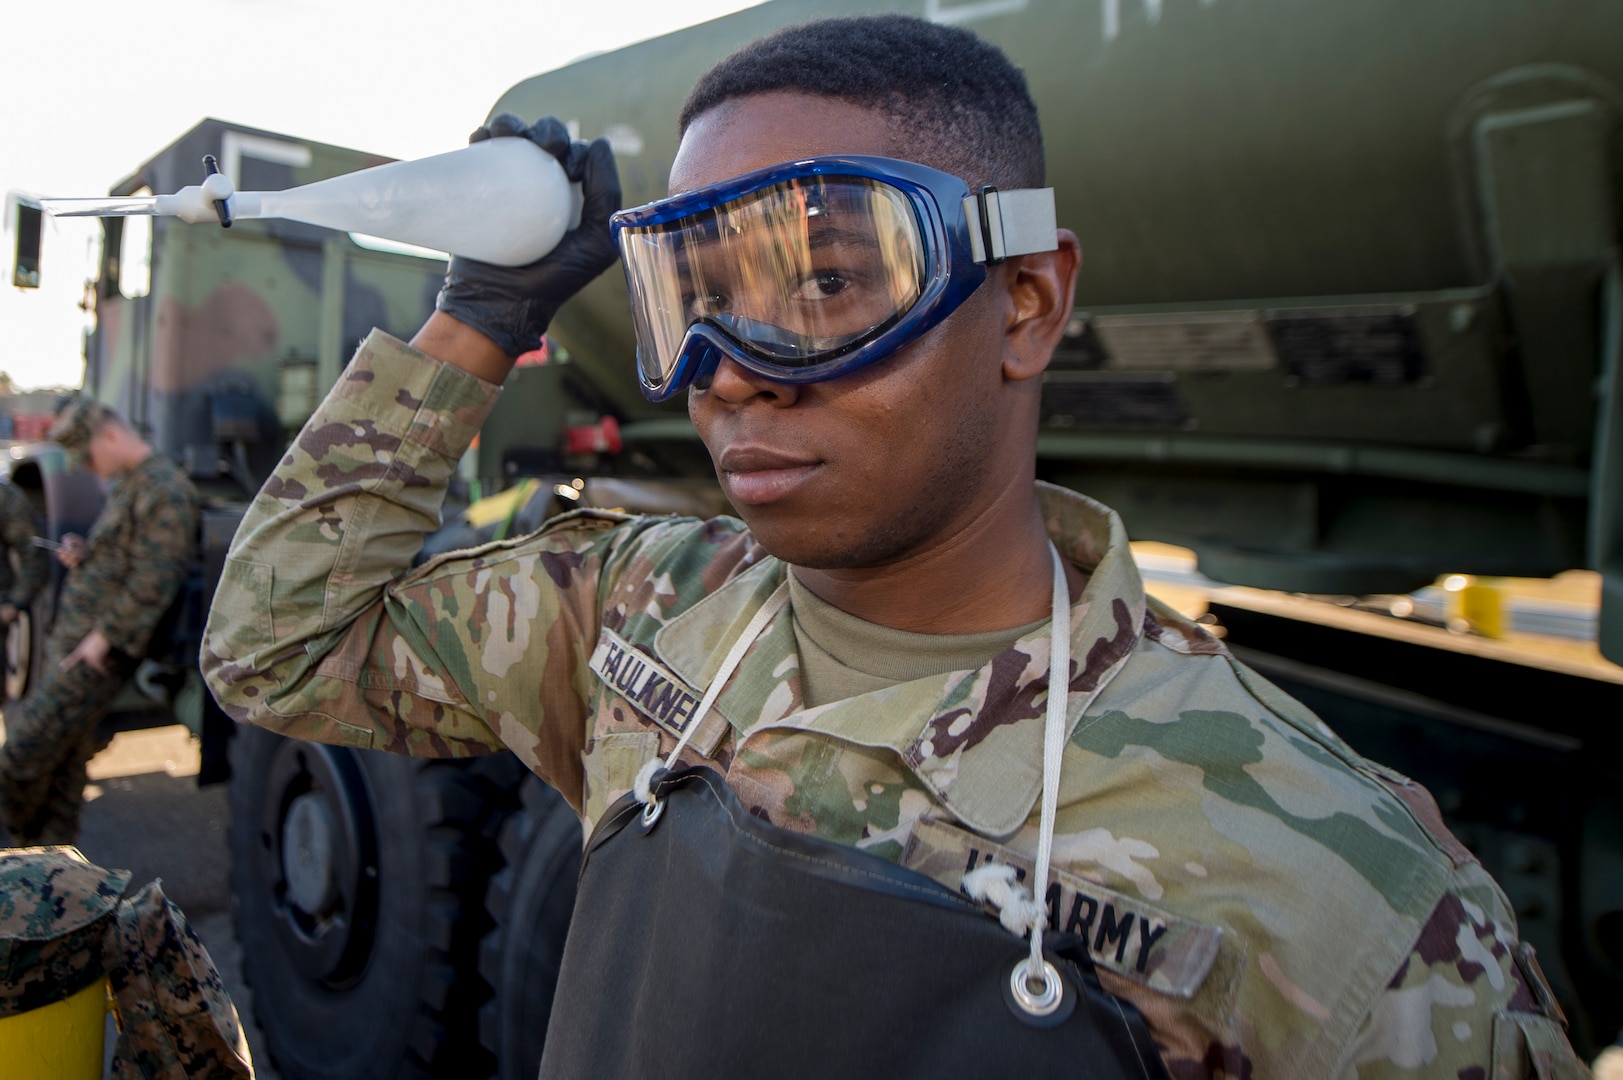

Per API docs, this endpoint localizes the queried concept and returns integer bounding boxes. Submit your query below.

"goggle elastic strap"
[964,187,1058,265]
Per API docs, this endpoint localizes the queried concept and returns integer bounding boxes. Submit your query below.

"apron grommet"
[1008,957,1064,1019]
[640,797,665,831]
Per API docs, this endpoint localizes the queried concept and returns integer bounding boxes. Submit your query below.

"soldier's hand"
[434,114,622,360]
[61,628,111,675]
[0,604,16,626]
[57,534,85,571]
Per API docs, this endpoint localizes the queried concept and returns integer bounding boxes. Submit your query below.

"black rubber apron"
[538,765,1171,1080]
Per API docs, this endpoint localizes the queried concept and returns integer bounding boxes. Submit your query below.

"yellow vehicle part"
[463,477,541,537]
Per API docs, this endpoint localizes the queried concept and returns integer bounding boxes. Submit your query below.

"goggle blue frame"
[612,156,989,402]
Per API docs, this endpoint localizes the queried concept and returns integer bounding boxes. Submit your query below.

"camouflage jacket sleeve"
[0,483,47,609]
[202,331,635,773]
[1335,835,1590,1079]
[84,461,199,656]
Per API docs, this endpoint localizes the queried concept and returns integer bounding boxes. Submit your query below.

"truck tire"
[7,559,62,703]
[7,454,103,702]
[4,606,38,703]
[478,772,582,1080]
[229,724,527,1079]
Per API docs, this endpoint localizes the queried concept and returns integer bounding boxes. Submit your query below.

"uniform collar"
[654,482,1146,838]
[105,450,160,485]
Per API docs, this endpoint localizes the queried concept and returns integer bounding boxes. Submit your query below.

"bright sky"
[0,0,765,390]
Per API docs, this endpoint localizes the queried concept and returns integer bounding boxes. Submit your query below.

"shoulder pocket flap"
[1491,1011,1587,1080]
[212,558,276,657]
[583,730,663,828]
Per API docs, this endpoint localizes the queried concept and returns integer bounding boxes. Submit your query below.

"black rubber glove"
[435,114,622,359]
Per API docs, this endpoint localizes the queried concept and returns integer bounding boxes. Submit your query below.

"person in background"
[0,401,197,845]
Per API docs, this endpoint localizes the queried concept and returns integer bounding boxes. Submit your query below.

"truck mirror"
[11,200,42,289]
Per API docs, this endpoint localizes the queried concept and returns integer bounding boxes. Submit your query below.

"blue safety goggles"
[611,156,1057,402]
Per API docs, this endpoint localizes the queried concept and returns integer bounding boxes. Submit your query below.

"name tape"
[903,818,1222,999]
[588,627,703,739]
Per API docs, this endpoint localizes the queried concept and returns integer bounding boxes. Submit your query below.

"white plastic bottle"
[155,138,581,266]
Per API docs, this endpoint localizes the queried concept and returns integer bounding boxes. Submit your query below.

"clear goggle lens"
[619,175,926,391]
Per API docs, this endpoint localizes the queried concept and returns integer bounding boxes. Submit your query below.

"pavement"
[11,723,281,1079]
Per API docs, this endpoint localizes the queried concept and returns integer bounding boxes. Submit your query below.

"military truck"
[9,0,1622,1075]
[3,116,616,1078]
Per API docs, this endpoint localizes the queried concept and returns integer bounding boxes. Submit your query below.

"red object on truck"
[562,416,622,455]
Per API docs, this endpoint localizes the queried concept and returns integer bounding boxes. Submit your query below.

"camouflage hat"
[105,879,254,1080]
[49,398,118,470]
[0,845,132,1018]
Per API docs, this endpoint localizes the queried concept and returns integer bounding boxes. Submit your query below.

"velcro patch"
[903,819,1222,999]
[588,628,703,739]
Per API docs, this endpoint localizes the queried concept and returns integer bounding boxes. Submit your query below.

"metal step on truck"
[6,0,1622,1075]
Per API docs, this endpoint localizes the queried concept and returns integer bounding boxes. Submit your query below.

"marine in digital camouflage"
[0,849,252,1078]
[106,880,254,1080]
[203,332,1589,1079]
[50,449,199,660]
[0,479,48,615]
[0,450,199,845]
[0,657,129,844]
[0,846,130,1019]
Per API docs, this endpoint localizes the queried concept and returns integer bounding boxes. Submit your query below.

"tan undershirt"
[787,572,1049,708]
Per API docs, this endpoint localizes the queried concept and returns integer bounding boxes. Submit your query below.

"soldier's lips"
[718,446,821,505]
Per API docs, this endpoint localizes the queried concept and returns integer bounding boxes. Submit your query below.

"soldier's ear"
[1000,229,1080,384]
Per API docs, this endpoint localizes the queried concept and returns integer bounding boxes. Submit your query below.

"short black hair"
[678,15,1045,190]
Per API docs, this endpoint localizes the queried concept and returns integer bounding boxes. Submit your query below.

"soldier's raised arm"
[201,117,621,755]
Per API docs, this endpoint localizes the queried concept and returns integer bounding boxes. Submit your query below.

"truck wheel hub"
[282,792,339,914]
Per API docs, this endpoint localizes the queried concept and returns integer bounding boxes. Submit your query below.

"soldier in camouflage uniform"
[0,846,127,1020]
[0,478,49,633]
[0,847,254,1078]
[0,401,198,845]
[203,16,1586,1079]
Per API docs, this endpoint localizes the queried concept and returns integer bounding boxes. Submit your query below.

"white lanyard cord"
[635,582,790,807]
[959,544,1072,1014]
[1026,544,1073,989]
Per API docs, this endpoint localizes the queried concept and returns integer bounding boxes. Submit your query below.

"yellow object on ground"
[0,977,107,1079]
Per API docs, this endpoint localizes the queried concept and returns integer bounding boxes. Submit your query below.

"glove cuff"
[434,286,547,360]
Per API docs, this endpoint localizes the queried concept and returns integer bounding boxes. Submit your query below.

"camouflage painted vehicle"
[4,118,618,1078]
[9,0,1622,1075]
[7,123,425,724]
